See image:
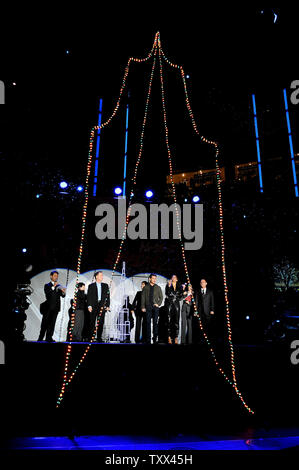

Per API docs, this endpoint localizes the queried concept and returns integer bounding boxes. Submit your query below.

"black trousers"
[201,313,211,329]
[89,305,106,341]
[199,313,215,342]
[38,309,59,341]
[181,303,193,344]
[135,311,145,343]
[145,306,159,343]
[166,301,180,339]
[72,309,85,341]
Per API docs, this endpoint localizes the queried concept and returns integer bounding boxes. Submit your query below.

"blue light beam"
[283,89,299,197]
[252,94,264,193]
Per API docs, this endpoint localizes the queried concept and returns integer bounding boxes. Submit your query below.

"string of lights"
[157,39,191,291]
[95,35,158,131]
[57,46,158,407]
[159,35,253,412]
[56,129,96,406]
[57,31,253,414]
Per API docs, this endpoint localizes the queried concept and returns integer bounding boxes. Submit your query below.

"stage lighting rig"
[114,187,122,195]
[145,190,154,198]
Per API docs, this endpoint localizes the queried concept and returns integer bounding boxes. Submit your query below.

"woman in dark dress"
[165,275,183,344]
[67,282,87,341]
[181,283,194,344]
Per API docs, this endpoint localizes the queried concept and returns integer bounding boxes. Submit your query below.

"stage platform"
[0,340,298,444]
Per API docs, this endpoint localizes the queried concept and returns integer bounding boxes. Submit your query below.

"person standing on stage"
[198,278,215,335]
[68,282,87,342]
[181,283,194,344]
[131,281,147,343]
[165,275,183,344]
[141,274,163,344]
[38,270,66,342]
[87,271,110,342]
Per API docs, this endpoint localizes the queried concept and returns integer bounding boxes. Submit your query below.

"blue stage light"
[59,181,68,189]
[114,187,122,195]
[77,186,84,192]
[192,195,200,203]
[145,190,153,198]
[251,94,264,193]
[36,194,40,199]
[283,89,299,197]
[22,248,27,253]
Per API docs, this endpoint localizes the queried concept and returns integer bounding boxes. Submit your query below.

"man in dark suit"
[198,278,215,336]
[141,274,163,344]
[87,271,110,342]
[38,270,66,342]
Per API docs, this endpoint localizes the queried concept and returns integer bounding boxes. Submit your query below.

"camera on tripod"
[12,283,33,341]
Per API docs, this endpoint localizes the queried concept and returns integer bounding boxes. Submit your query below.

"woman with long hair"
[181,283,194,344]
[165,274,183,344]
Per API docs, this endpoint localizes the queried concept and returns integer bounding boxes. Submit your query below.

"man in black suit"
[38,270,66,342]
[141,274,163,344]
[198,278,215,336]
[87,271,110,342]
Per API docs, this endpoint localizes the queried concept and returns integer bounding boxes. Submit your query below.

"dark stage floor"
[4,428,299,451]
[0,340,298,450]
[3,428,299,451]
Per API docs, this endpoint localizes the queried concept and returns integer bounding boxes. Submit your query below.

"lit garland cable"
[56,46,158,407]
[57,32,253,414]
[57,51,157,405]
[157,42,191,294]
[161,42,253,413]
[158,33,253,414]
[56,129,96,407]
[97,34,158,131]
[57,37,158,407]
[177,63,237,382]
[161,41,236,377]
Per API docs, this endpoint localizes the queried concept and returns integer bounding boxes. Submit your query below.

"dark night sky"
[1,5,299,194]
